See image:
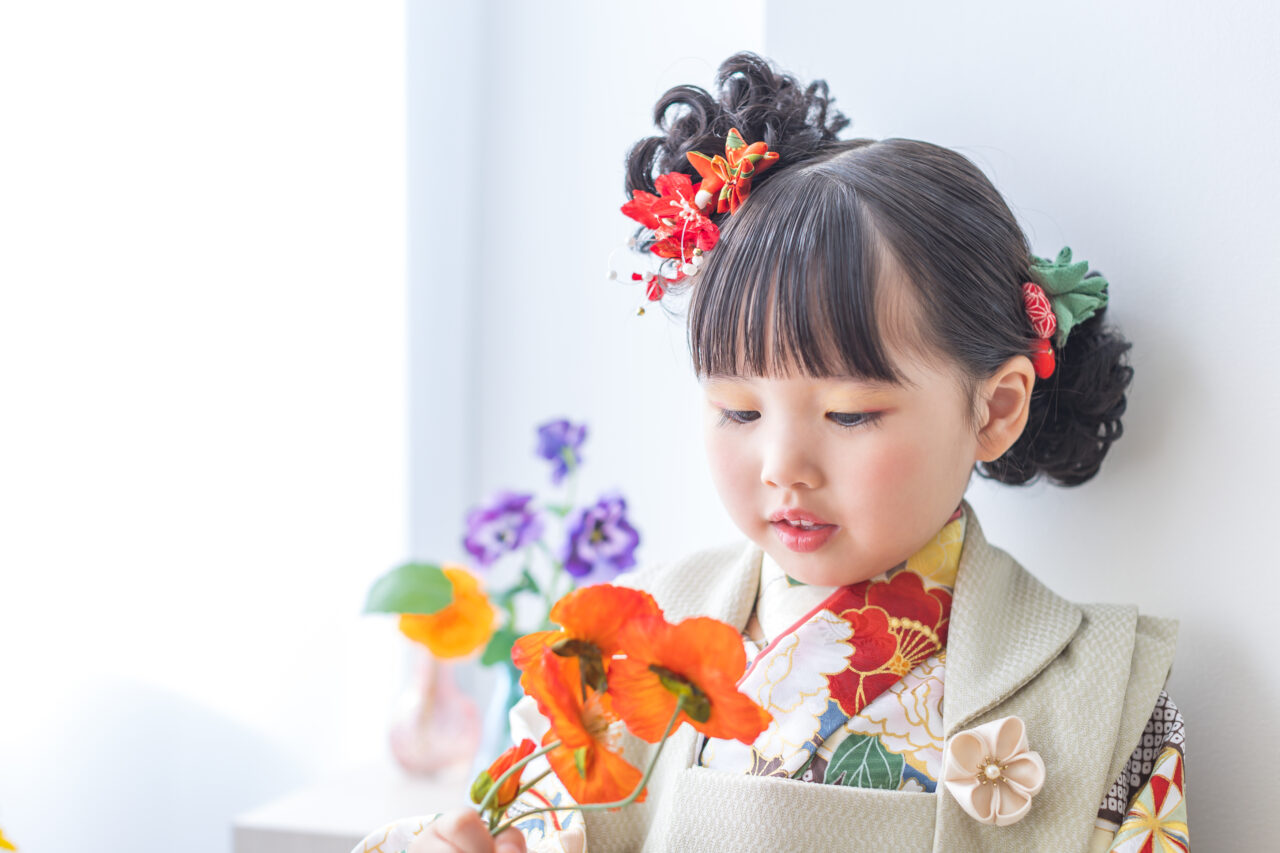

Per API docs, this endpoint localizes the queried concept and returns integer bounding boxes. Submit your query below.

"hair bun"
[980,300,1134,486]
[625,51,851,201]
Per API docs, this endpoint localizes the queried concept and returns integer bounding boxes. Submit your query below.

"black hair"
[623,52,1132,487]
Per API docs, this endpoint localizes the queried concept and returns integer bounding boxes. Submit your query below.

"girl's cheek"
[704,432,751,489]
[851,435,931,506]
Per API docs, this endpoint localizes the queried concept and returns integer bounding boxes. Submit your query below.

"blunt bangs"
[687,158,904,384]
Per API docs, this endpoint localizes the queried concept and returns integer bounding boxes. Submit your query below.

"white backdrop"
[0,3,408,850]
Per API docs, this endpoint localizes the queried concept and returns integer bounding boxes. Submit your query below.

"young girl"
[363,51,1185,853]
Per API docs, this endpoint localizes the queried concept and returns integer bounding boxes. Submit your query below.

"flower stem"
[477,739,562,819]
[514,767,553,798]
[560,447,579,508]
[534,539,566,622]
[484,767,554,832]
[490,697,686,837]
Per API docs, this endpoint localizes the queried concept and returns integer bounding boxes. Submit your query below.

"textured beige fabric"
[587,503,1178,852]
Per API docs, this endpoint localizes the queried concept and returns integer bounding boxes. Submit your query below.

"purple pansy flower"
[535,418,587,485]
[561,492,640,585]
[463,491,545,567]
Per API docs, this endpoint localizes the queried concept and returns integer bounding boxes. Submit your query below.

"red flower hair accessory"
[612,128,779,314]
[1022,282,1057,379]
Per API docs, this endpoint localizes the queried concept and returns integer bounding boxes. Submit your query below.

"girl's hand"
[407,810,527,853]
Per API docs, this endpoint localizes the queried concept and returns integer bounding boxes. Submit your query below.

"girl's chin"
[767,548,890,589]
[765,553,848,588]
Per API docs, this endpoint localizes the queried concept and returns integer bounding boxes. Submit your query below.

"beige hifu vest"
[587,505,1178,852]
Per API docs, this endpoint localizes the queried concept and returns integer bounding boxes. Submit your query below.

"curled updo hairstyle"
[624,52,1133,486]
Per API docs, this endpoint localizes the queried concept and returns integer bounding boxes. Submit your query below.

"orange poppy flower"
[523,647,645,806]
[398,564,495,658]
[513,584,661,695]
[470,738,537,810]
[607,616,772,744]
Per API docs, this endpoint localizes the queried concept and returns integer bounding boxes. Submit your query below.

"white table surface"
[233,758,472,853]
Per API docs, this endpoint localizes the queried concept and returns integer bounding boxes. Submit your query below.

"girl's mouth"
[771,519,838,552]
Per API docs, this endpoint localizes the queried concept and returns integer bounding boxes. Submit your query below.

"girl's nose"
[759,437,823,491]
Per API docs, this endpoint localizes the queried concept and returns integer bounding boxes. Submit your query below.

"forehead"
[718,272,935,386]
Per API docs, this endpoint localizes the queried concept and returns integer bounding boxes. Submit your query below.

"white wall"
[763,0,1278,846]
[0,3,407,850]
[409,1,767,574]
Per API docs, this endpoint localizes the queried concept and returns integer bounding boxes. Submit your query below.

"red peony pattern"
[824,570,952,718]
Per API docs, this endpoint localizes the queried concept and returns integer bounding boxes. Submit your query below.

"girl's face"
[700,348,984,588]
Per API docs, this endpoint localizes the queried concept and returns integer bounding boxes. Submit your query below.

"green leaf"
[481,626,520,667]
[542,503,572,518]
[825,733,904,790]
[363,562,453,614]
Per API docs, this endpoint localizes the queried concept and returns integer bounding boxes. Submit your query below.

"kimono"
[353,501,1185,853]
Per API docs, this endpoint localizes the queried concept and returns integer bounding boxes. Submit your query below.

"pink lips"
[769,507,832,525]
[768,507,838,553]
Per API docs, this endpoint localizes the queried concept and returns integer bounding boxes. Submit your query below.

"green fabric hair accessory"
[1028,247,1109,348]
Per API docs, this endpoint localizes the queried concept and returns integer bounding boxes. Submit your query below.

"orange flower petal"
[524,650,597,748]
[604,655,679,742]
[512,630,559,674]
[520,648,643,806]
[514,585,663,697]
[545,735,645,806]
[486,738,537,808]
[609,617,771,744]
[549,584,662,655]
[398,564,495,658]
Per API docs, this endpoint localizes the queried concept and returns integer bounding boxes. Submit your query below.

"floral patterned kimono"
[353,503,1186,853]
[697,507,1187,851]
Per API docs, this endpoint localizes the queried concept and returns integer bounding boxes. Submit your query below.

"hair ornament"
[686,127,781,214]
[613,128,779,313]
[1028,247,1110,348]
[1021,247,1111,379]
[1021,282,1058,379]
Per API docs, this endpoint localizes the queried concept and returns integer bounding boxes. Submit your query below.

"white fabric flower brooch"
[942,715,1046,826]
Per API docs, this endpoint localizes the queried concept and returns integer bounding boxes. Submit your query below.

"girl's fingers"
[407,810,497,853]
[493,824,528,853]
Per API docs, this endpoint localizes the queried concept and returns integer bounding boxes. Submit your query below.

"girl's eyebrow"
[702,373,897,389]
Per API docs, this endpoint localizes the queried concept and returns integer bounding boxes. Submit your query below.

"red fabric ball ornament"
[1021,282,1057,340]
[1030,338,1056,379]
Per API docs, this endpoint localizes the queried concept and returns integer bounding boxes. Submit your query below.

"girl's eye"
[716,408,759,427]
[828,411,881,429]
[715,409,880,429]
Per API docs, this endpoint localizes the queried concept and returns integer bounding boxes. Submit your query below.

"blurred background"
[1,0,1274,850]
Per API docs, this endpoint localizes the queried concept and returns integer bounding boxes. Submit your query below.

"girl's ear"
[975,355,1036,463]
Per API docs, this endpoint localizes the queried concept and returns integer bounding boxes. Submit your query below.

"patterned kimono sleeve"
[1089,690,1188,852]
